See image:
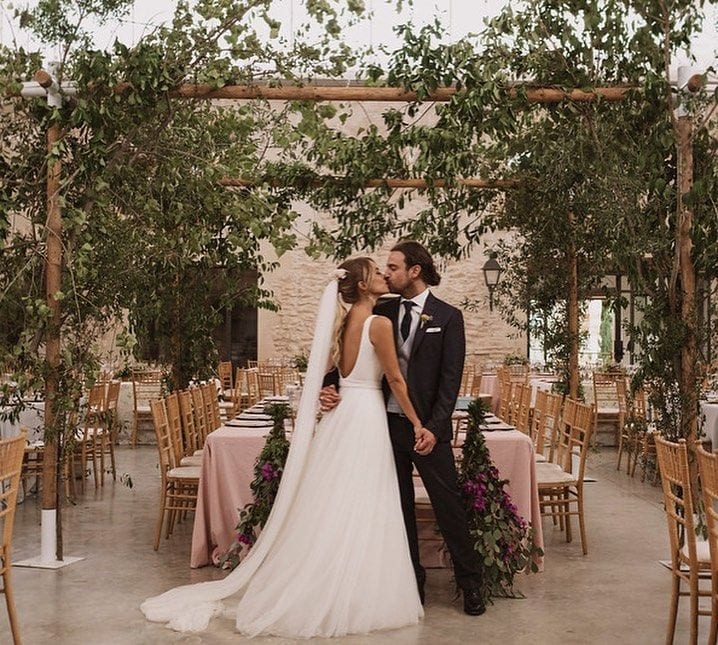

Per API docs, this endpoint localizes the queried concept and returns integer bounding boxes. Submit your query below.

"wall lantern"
[482,254,503,312]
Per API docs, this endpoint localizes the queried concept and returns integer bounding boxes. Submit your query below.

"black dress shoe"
[463,588,486,616]
[416,570,426,605]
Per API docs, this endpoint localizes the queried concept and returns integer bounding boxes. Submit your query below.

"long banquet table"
[190,425,269,568]
[190,419,544,571]
[419,428,544,570]
[0,401,45,441]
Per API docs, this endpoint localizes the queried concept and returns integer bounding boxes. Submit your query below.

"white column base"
[13,509,84,569]
[13,555,84,570]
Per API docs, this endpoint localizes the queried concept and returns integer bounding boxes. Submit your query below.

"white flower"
[332,268,347,280]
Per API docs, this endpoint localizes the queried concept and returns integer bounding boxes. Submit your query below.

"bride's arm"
[369,316,423,432]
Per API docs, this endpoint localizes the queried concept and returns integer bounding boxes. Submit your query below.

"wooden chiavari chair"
[258,372,280,398]
[100,380,120,481]
[178,390,202,458]
[531,390,563,463]
[616,382,642,474]
[164,393,184,464]
[231,367,250,416]
[536,399,594,554]
[696,444,718,645]
[150,399,199,550]
[131,368,163,447]
[190,387,208,450]
[592,371,622,446]
[513,383,532,433]
[201,383,221,432]
[459,365,474,397]
[626,389,657,481]
[246,369,260,406]
[469,370,483,397]
[498,379,513,422]
[655,437,711,645]
[217,361,233,393]
[76,383,107,490]
[0,434,26,644]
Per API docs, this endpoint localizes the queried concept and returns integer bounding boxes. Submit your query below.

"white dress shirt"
[387,288,430,414]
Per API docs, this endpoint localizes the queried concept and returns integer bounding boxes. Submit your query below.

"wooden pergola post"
[14,67,82,570]
[676,68,698,440]
[567,213,580,399]
[36,68,63,562]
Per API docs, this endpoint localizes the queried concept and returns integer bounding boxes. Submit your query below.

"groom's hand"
[319,385,340,411]
[414,427,436,455]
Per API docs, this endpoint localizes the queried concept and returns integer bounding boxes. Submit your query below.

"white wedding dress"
[142,305,422,638]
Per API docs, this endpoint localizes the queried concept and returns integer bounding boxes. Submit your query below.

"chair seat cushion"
[167,466,201,479]
[536,462,576,485]
[681,539,712,564]
[180,455,203,467]
[193,449,204,456]
[535,453,547,463]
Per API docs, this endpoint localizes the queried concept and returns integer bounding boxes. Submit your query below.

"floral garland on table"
[458,398,543,603]
[220,403,291,570]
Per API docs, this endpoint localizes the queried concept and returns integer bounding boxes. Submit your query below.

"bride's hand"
[319,385,340,412]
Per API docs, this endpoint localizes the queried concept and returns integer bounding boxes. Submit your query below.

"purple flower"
[237,532,254,545]
[260,462,277,481]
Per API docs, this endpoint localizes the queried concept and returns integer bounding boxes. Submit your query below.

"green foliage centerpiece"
[458,398,543,602]
[221,403,291,569]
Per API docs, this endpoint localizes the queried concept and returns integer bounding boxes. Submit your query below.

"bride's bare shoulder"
[368,315,392,341]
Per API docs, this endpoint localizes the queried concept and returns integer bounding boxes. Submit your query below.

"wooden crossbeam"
[169,83,633,103]
[219,177,522,189]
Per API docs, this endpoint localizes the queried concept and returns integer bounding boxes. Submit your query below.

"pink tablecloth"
[419,429,544,571]
[190,426,269,568]
[190,425,544,572]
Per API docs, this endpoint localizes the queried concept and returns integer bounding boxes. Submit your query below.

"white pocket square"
[425,327,441,333]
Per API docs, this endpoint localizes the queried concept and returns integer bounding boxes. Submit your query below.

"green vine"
[221,402,291,569]
[458,398,542,603]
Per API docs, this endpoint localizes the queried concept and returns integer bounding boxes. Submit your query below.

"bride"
[141,257,426,637]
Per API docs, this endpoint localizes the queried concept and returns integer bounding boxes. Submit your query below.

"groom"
[322,240,484,616]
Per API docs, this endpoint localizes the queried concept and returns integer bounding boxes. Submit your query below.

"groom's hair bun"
[336,257,374,304]
[391,240,441,286]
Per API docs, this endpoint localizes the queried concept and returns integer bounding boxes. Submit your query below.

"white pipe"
[19,80,77,98]
[40,509,57,563]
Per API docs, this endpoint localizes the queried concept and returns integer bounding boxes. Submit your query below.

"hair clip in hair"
[332,268,348,280]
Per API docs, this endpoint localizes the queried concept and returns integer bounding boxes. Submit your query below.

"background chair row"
[21,380,122,498]
[451,390,595,555]
[149,383,221,550]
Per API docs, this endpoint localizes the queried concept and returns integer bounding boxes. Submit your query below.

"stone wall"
[257,223,526,367]
[252,98,526,366]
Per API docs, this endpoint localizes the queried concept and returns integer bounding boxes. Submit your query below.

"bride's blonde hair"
[331,257,375,368]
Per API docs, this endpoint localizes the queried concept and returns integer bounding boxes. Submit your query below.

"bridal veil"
[141,274,341,632]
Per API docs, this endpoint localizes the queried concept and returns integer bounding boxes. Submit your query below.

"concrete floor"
[0,444,707,644]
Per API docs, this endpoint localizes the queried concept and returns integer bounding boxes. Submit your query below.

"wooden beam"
[42,121,61,524]
[677,113,698,440]
[218,177,522,189]
[170,83,632,103]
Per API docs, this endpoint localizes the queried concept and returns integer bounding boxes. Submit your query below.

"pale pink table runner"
[190,426,269,568]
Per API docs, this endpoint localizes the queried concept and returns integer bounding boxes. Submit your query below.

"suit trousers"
[388,413,483,592]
